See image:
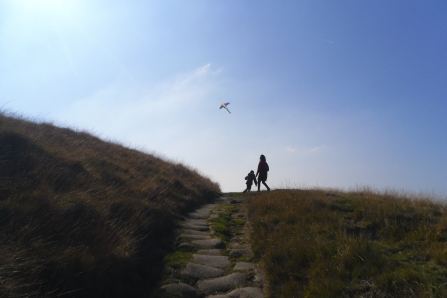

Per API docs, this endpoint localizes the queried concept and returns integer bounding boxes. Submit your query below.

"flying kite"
[220,102,231,114]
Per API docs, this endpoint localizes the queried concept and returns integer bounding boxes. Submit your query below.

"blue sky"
[1,1,446,195]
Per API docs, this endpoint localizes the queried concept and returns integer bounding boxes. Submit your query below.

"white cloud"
[286,146,296,153]
[310,145,327,153]
[147,63,219,110]
[58,63,220,129]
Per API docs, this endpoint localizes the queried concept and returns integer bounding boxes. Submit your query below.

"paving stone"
[189,212,209,219]
[178,243,197,251]
[192,238,224,248]
[227,287,263,298]
[182,263,225,279]
[198,273,246,295]
[198,249,222,256]
[164,278,180,284]
[193,211,212,217]
[254,274,263,283]
[193,254,230,268]
[195,206,214,212]
[184,219,208,226]
[183,224,209,231]
[183,229,210,236]
[197,205,217,212]
[234,262,255,271]
[180,234,211,240]
[165,199,262,298]
[216,197,235,203]
[163,266,175,274]
[160,283,204,298]
[229,249,252,258]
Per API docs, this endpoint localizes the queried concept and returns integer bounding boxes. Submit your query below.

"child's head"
[260,154,266,161]
[250,170,254,174]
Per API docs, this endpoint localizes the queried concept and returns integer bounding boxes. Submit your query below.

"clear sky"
[1,1,446,195]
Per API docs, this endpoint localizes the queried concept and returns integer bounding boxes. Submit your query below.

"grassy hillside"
[0,112,220,297]
[244,189,447,298]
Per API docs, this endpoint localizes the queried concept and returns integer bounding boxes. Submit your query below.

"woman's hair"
[260,154,266,162]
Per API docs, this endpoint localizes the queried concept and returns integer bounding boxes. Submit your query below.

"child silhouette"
[243,170,257,193]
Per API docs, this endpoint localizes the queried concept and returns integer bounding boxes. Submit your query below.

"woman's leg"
[262,181,270,191]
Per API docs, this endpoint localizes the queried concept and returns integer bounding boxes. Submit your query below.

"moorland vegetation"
[244,189,447,298]
[0,111,220,297]
[3,110,447,298]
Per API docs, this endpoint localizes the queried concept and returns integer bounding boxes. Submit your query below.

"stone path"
[160,197,264,298]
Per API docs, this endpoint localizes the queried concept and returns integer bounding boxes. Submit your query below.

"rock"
[164,278,180,284]
[198,273,246,295]
[160,283,204,298]
[227,287,264,298]
[189,212,209,219]
[163,266,175,274]
[234,262,255,271]
[179,234,211,240]
[197,249,222,256]
[196,204,218,211]
[229,249,252,258]
[208,296,228,298]
[183,223,209,231]
[181,263,225,279]
[184,219,208,226]
[193,254,230,268]
[192,238,224,248]
[183,229,210,236]
[216,197,233,203]
[178,242,197,251]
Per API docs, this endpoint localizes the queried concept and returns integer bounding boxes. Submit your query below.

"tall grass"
[245,189,447,297]
[0,111,220,297]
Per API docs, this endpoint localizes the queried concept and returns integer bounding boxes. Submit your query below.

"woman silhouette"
[256,154,270,191]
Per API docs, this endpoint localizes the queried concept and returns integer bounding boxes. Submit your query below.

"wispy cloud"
[286,146,296,153]
[310,145,327,153]
[58,63,221,132]
[149,63,219,110]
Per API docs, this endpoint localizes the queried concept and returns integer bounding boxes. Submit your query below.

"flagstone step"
[234,262,255,271]
[197,249,222,256]
[193,254,230,268]
[160,283,204,298]
[179,234,212,240]
[198,273,246,295]
[160,197,264,297]
[182,263,225,279]
[183,224,210,231]
[192,238,224,248]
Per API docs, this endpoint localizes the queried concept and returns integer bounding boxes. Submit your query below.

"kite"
[219,102,231,114]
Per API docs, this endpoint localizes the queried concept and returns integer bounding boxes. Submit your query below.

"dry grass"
[244,189,447,297]
[0,111,220,297]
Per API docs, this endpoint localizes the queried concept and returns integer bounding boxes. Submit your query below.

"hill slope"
[0,112,220,297]
[244,189,447,297]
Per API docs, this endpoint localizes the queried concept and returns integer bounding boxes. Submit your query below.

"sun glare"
[16,0,75,15]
